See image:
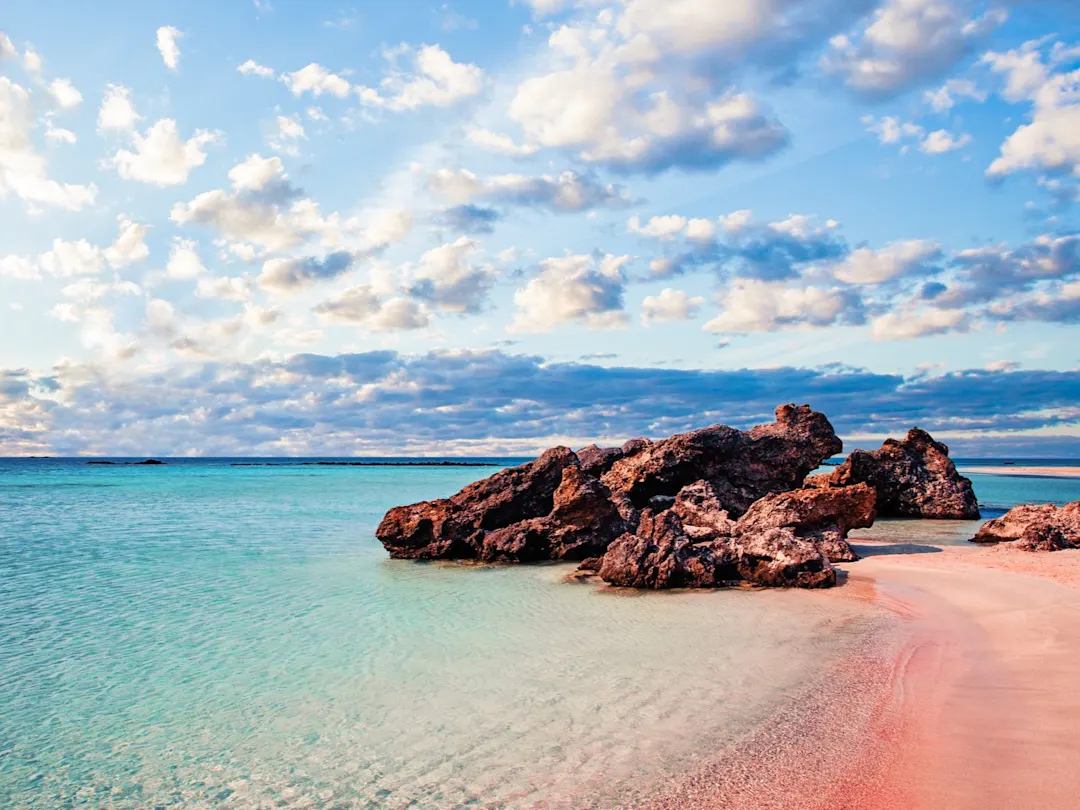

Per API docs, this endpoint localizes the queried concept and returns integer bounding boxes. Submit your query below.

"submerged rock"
[806,428,979,520]
[971,502,1080,551]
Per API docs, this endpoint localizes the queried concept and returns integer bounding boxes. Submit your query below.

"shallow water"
[1,460,1076,809]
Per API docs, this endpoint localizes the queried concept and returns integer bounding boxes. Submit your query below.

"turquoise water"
[2,460,1077,809]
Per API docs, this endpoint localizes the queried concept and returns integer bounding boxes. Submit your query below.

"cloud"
[282,63,351,97]
[48,78,82,109]
[313,286,431,330]
[924,77,987,112]
[821,0,1006,97]
[511,253,629,332]
[156,26,183,71]
[437,204,502,234]
[6,351,1080,455]
[104,215,150,268]
[165,239,207,280]
[466,127,539,156]
[259,250,355,291]
[109,119,220,186]
[45,121,77,144]
[830,239,942,284]
[238,59,275,78]
[984,41,1080,179]
[404,237,497,313]
[704,278,864,334]
[942,233,1080,306]
[97,83,140,132]
[357,44,484,111]
[641,288,704,325]
[196,275,252,301]
[0,255,39,280]
[871,307,971,340]
[428,168,632,213]
[919,129,972,154]
[0,78,97,210]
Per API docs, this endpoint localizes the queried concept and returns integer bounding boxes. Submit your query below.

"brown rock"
[600,404,842,518]
[808,428,979,520]
[727,528,837,589]
[971,501,1080,551]
[574,444,625,477]
[733,483,877,563]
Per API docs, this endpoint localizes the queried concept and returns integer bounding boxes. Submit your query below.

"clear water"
[1,459,1076,810]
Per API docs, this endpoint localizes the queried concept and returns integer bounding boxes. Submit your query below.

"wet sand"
[961,465,1080,478]
[651,542,1080,809]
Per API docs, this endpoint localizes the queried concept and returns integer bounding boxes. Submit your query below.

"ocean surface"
[2,458,1078,810]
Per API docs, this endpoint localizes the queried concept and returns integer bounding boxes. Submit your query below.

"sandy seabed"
[649,542,1080,810]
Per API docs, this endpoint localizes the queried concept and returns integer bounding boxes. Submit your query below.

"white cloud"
[982,40,1051,103]
[405,237,496,313]
[0,78,97,211]
[628,214,689,240]
[196,275,252,301]
[314,285,431,331]
[48,78,82,109]
[511,253,628,332]
[38,238,104,277]
[466,127,539,157]
[165,239,207,279]
[641,288,704,325]
[104,215,150,268]
[871,307,970,340]
[282,63,350,98]
[0,33,15,60]
[357,44,484,111]
[704,279,861,334]
[0,255,39,280]
[156,26,183,71]
[830,239,941,284]
[97,84,140,132]
[269,114,306,154]
[822,0,1006,97]
[863,114,924,145]
[44,121,77,144]
[924,78,987,112]
[23,47,42,75]
[920,129,972,154]
[238,59,275,78]
[109,119,220,186]
[429,168,631,212]
[228,153,285,191]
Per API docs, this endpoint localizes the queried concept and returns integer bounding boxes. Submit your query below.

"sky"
[1,0,1079,457]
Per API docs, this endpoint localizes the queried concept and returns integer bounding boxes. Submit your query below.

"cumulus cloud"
[0,78,97,210]
[704,278,864,334]
[238,59,275,78]
[108,119,220,186]
[830,239,942,284]
[48,78,82,109]
[466,127,539,157]
[268,114,306,155]
[871,307,971,340]
[156,26,183,71]
[821,0,1006,97]
[165,239,207,280]
[97,83,140,132]
[924,77,987,112]
[313,286,430,331]
[428,168,632,213]
[511,253,629,332]
[282,63,350,97]
[196,275,252,301]
[437,204,502,234]
[404,237,497,313]
[104,215,150,268]
[259,251,355,292]
[641,288,704,325]
[984,40,1080,179]
[920,129,972,154]
[357,44,484,111]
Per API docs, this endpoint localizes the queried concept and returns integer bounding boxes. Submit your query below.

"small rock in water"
[971,501,1080,551]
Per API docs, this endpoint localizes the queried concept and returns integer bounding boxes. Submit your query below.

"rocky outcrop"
[376,405,844,578]
[806,428,979,520]
[600,404,842,518]
[970,502,1080,551]
[591,481,875,590]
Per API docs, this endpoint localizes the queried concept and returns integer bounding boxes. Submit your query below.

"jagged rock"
[807,428,979,520]
[597,509,737,589]
[727,528,837,589]
[600,404,842,518]
[970,501,1080,551]
[575,444,625,478]
[377,404,842,577]
[733,484,877,563]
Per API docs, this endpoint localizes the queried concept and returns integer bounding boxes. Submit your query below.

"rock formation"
[970,502,1080,551]
[592,481,876,590]
[806,428,979,520]
[376,405,844,576]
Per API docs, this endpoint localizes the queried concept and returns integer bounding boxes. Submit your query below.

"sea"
[2,457,1078,810]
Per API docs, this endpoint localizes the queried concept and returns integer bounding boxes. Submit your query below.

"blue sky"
[1,0,1079,456]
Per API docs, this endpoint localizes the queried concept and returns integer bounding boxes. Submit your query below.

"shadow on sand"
[850,542,945,558]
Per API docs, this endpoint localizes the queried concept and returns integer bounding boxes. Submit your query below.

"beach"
[961,465,1080,478]
[650,540,1080,809]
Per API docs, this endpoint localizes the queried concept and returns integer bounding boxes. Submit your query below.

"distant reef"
[376,404,982,590]
[87,459,165,466]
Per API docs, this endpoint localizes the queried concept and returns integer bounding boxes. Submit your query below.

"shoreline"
[960,465,1080,478]
[651,542,1080,809]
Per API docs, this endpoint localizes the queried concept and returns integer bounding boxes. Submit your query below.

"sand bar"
[960,465,1080,478]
